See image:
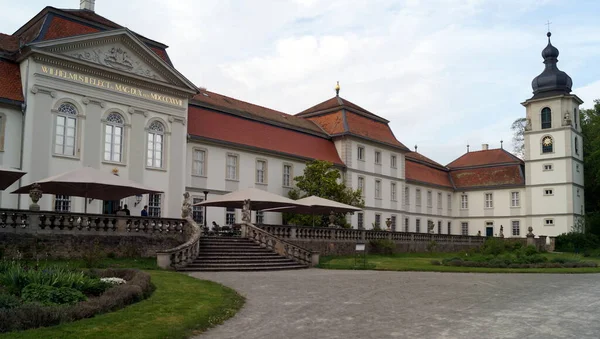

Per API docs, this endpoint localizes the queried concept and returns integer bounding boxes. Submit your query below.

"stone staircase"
[178,236,308,272]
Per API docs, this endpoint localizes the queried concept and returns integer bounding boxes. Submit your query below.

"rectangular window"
[375,214,381,228]
[576,164,580,173]
[437,192,442,209]
[541,108,551,129]
[226,207,236,225]
[357,146,365,161]
[390,182,397,201]
[447,221,451,235]
[391,215,397,231]
[255,211,264,224]
[485,193,493,208]
[544,218,554,226]
[192,198,204,225]
[148,193,161,217]
[375,180,382,199]
[256,159,267,184]
[391,155,397,168]
[461,194,468,209]
[375,151,382,165]
[427,191,432,208]
[544,189,554,196]
[404,187,410,206]
[54,195,71,212]
[404,217,409,232]
[512,220,520,236]
[437,221,442,234]
[511,192,520,207]
[357,176,365,195]
[416,189,422,206]
[447,194,452,211]
[416,219,421,233]
[543,163,553,171]
[226,154,238,180]
[283,164,292,187]
[55,115,77,156]
[192,149,206,176]
[357,212,364,229]
[577,188,580,197]
[461,222,469,235]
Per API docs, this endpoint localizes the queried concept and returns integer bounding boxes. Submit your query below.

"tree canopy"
[284,160,364,228]
[580,100,600,235]
[511,117,527,159]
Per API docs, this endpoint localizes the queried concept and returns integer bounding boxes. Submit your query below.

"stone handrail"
[258,224,487,245]
[156,216,201,269]
[0,208,186,235]
[242,222,319,267]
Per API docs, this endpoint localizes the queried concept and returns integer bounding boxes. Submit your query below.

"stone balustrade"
[156,216,201,269]
[0,208,186,236]
[243,223,319,267]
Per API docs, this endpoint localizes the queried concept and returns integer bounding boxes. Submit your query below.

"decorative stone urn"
[477,230,482,237]
[385,218,392,231]
[328,211,336,227]
[29,183,42,211]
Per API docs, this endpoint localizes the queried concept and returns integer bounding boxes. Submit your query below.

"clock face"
[543,137,553,146]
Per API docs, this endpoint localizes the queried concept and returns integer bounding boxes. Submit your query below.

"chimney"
[481,143,489,151]
[80,0,95,11]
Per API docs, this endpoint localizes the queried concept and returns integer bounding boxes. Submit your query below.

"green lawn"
[1,259,245,339]
[319,252,600,273]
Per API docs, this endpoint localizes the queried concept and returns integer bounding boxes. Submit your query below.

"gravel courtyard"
[190,269,600,339]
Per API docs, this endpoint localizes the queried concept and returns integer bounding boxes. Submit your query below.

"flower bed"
[0,262,153,333]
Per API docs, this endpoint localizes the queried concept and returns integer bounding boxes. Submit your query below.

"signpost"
[355,241,367,268]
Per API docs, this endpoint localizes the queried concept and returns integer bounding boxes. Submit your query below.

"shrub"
[481,238,506,256]
[0,293,21,309]
[369,239,395,255]
[430,260,441,266]
[555,232,600,252]
[524,245,538,256]
[21,284,86,306]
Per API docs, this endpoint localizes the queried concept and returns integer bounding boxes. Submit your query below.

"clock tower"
[522,32,584,236]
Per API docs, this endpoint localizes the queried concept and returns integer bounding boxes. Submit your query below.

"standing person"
[141,205,148,217]
[122,204,130,216]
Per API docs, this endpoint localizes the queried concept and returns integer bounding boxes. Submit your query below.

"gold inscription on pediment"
[39,65,184,107]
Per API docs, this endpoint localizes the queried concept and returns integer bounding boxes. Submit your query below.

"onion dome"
[531,32,572,99]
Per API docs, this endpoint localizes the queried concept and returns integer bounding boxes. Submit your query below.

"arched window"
[541,107,551,129]
[104,112,124,162]
[542,135,553,153]
[54,103,78,156]
[575,136,579,155]
[147,120,164,168]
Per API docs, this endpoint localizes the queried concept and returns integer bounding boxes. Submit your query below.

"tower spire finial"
[546,20,552,33]
[335,81,340,96]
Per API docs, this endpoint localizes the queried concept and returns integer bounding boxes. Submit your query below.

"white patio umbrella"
[262,195,362,226]
[0,166,26,191]
[12,166,162,212]
[194,187,308,210]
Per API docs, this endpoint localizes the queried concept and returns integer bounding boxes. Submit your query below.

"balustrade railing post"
[29,213,40,232]
[290,226,296,240]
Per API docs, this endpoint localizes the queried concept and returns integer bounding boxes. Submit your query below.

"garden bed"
[0,261,153,333]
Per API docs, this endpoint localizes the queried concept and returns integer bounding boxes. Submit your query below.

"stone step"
[196,254,283,260]
[198,248,268,253]
[200,238,254,243]
[189,261,300,267]
[200,244,262,248]
[191,257,294,263]
[178,264,307,272]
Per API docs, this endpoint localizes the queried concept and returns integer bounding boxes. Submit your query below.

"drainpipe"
[16,59,29,210]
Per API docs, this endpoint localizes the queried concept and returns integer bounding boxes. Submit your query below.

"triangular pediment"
[27,29,196,93]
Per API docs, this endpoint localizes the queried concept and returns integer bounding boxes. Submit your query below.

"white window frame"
[427,190,432,208]
[543,163,553,171]
[416,219,421,233]
[447,221,451,235]
[226,153,239,180]
[460,194,468,209]
[255,211,264,224]
[374,150,382,165]
[374,214,381,228]
[447,194,452,211]
[403,217,409,232]
[416,189,422,206]
[485,193,493,209]
[544,188,554,196]
[544,218,554,226]
[256,159,267,184]
[511,191,520,207]
[576,164,580,173]
[375,179,382,199]
[512,220,520,236]
[357,212,364,229]
[390,182,397,201]
[146,120,166,169]
[192,197,204,225]
[148,193,162,217]
[357,145,365,161]
[103,112,125,163]
[53,102,79,157]
[390,154,397,168]
[54,195,71,212]
[577,188,580,197]
[437,192,442,210]
[357,176,365,196]
[225,207,236,225]
[404,186,410,206]
[461,222,469,235]
[283,163,293,187]
[391,215,397,231]
[192,148,207,177]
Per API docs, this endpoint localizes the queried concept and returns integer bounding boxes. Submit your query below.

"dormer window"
[541,107,551,129]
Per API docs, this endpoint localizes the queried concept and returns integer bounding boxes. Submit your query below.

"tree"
[511,117,527,159]
[284,160,364,228]
[581,99,600,236]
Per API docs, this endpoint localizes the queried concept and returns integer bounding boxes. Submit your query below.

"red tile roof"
[187,105,344,165]
[405,151,446,169]
[405,160,452,188]
[344,112,408,150]
[0,34,20,54]
[451,165,525,189]
[298,96,380,119]
[42,16,100,41]
[0,60,23,102]
[306,110,346,135]
[192,90,327,136]
[60,9,122,29]
[447,148,523,168]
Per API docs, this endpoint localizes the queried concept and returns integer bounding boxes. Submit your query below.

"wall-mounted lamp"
[135,194,143,207]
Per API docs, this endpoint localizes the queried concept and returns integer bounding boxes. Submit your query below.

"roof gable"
[451,165,525,189]
[447,148,523,169]
[297,95,388,122]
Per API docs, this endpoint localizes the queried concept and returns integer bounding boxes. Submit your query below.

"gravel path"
[189,269,600,339]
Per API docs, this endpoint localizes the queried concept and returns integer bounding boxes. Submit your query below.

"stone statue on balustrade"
[242,199,252,223]
[181,192,192,219]
[499,225,504,238]
[328,211,336,227]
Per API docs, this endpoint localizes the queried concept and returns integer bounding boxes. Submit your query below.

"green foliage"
[556,232,600,252]
[427,241,438,253]
[285,160,364,227]
[581,100,600,236]
[511,117,527,158]
[21,284,86,306]
[369,239,395,255]
[481,238,509,256]
[82,239,106,269]
[0,293,21,309]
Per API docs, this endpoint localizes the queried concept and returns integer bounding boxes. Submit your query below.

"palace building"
[0,1,584,237]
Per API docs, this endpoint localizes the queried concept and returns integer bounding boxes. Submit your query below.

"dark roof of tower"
[531,32,572,99]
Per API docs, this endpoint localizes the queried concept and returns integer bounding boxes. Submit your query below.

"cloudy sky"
[2,0,600,164]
